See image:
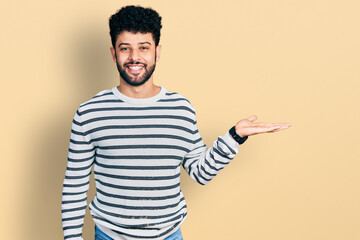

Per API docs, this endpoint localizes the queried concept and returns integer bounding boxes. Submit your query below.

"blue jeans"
[95,225,183,240]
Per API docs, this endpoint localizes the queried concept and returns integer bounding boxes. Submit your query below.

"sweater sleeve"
[61,109,95,240]
[182,115,242,185]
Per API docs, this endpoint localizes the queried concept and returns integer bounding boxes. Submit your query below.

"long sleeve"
[182,118,241,185]
[61,109,96,240]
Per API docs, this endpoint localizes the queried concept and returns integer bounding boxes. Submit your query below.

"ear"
[110,47,117,63]
[155,45,162,62]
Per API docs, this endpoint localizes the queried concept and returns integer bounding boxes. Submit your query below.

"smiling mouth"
[126,64,145,74]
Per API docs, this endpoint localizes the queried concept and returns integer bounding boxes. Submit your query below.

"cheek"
[117,56,128,65]
[144,53,156,63]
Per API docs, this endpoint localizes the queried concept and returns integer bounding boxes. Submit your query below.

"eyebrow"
[118,43,130,48]
[118,42,152,48]
[139,42,152,45]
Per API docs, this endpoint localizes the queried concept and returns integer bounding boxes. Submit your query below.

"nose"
[128,49,140,62]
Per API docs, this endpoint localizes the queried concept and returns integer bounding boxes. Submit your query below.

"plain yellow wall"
[1,0,359,239]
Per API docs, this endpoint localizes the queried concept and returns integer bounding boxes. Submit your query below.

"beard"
[116,55,156,87]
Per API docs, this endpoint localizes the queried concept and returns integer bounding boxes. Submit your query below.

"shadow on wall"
[23,25,114,239]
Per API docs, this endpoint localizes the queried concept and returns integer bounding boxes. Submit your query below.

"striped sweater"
[62,86,241,240]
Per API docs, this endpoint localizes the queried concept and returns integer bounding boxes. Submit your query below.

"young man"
[61,6,291,240]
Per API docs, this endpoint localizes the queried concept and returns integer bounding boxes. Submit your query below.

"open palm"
[235,115,291,138]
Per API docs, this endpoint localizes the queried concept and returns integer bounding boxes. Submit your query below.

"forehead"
[115,31,155,46]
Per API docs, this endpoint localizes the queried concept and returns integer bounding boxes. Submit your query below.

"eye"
[120,47,130,51]
[140,46,149,50]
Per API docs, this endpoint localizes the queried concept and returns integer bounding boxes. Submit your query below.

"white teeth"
[128,66,143,70]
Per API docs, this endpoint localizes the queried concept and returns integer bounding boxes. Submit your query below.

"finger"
[247,115,257,122]
[253,122,276,128]
[266,125,290,132]
[260,123,291,128]
[274,123,291,129]
[257,125,285,133]
[279,124,291,129]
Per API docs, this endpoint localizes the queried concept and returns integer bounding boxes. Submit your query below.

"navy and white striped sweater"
[62,86,241,240]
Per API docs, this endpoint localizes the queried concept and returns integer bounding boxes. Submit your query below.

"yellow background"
[1,0,359,239]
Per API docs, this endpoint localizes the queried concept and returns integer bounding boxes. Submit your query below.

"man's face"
[111,31,161,86]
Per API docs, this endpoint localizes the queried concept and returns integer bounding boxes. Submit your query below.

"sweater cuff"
[224,131,240,149]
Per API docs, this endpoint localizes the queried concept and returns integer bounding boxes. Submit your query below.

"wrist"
[229,126,248,144]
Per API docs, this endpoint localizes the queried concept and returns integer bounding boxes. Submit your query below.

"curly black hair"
[109,5,162,48]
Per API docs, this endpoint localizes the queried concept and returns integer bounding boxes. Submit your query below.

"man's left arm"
[181,115,291,185]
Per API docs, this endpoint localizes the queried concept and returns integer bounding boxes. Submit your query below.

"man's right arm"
[62,109,95,240]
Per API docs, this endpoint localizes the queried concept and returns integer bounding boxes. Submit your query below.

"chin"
[125,78,149,87]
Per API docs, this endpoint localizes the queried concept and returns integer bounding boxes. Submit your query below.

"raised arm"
[182,114,291,185]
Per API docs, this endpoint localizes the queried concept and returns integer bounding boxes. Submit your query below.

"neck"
[117,78,161,99]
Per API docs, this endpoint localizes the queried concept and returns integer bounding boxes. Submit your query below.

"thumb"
[247,115,257,122]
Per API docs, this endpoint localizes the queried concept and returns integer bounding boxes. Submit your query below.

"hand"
[235,115,291,138]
